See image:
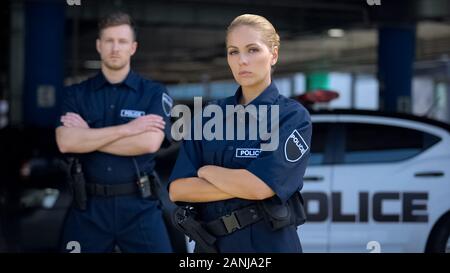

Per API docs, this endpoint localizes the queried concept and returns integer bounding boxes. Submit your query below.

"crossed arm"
[56,112,166,156]
[168,165,275,203]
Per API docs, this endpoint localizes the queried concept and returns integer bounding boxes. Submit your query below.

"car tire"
[426,215,450,253]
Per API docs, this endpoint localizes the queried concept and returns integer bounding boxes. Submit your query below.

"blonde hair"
[227,14,280,50]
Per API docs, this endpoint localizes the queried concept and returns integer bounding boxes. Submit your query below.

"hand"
[121,114,165,136]
[60,112,89,129]
[197,165,213,179]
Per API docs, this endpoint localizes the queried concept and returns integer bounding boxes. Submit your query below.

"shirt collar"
[92,70,140,92]
[123,70,140,91]
[233,81,279,106]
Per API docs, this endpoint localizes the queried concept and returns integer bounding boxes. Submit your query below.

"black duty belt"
[205,204,263,236]
[86,182,138,197]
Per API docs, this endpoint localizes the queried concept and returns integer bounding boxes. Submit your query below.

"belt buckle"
[221,212,241,234]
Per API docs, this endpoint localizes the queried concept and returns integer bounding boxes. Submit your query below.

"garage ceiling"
[64,0,450,83]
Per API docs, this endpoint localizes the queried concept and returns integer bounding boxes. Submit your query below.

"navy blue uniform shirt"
[168,82,312,252]
[60,70,173,185]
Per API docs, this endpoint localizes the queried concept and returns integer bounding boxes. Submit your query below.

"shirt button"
[107,166,112,172]
[227,146,234,151]
[110,104,115,109]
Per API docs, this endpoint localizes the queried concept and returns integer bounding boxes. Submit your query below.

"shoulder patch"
[162,93,173,117]
[284,129,309,162]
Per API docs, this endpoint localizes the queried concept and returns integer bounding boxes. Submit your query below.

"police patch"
[235,148,261,158]
[162,93,173,117]
[120,109,145,118]
[284,129,309,162]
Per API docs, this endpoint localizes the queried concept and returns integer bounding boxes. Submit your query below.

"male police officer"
[56,12,173,253]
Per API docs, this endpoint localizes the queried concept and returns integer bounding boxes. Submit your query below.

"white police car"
[299,110,450,253]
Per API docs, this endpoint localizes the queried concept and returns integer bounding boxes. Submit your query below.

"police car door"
[299,115,336,252]
[330,115,442,253]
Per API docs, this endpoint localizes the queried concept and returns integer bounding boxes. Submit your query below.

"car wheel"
[426,216,450,253]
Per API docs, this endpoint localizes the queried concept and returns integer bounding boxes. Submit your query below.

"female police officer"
[168,14,312,253]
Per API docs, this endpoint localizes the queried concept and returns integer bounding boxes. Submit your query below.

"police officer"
[56,12,173,253]
[168,14,312,253]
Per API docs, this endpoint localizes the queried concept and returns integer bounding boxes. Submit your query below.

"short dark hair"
[98,11,137,40]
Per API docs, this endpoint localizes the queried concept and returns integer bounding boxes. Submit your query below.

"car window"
[343,122,441,164]
[309,123,328,165]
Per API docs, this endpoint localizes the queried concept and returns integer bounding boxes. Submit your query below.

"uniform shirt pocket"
[229,143,262,168]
